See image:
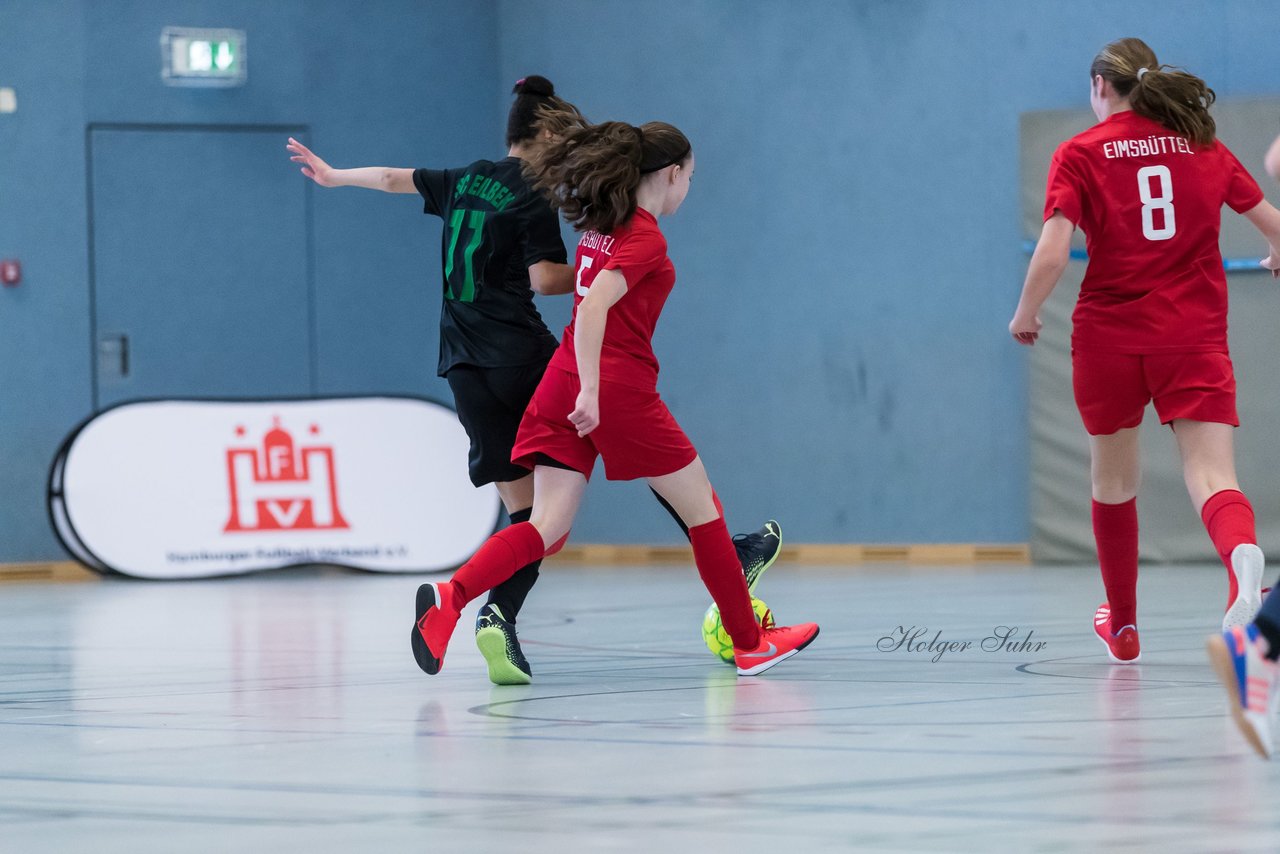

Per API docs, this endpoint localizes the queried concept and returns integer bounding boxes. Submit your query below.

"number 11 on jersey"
[444,209,486,302]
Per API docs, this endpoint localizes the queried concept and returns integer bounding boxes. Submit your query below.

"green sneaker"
[733,520,782,594]
[475,604,532,686]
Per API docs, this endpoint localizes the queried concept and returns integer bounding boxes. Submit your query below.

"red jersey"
[547,208,675,389]
[1044,110,1263,353]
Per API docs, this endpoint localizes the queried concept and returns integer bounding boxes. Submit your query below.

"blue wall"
[2,0,1277,560]
[498,0,1280,545]
[0,0,497,560]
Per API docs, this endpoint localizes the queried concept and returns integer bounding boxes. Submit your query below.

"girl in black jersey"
[288,77,780,686]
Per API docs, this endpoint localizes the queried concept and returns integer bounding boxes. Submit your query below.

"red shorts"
[1072,350,1238,435]
[511,367,698,481]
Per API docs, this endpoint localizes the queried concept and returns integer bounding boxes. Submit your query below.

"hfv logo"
[224,417,350,533]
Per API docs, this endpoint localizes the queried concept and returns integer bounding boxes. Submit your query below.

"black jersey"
[414,157,564,375]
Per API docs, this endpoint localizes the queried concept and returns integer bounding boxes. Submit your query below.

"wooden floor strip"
[549,543,1031,565]
[0,562,98,583]
[0,544,1030,582]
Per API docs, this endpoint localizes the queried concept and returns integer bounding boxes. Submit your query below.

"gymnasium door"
[89,125,314,409]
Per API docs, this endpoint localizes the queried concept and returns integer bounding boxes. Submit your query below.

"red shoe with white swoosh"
[734,622,819,676]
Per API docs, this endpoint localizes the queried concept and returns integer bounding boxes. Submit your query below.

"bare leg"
[528,464,588,548]
[645,456,719,529]
[1172,420,1239,512]
[1089,427,1141,503]
[1175,419,1261,626]
[494,473,535,516]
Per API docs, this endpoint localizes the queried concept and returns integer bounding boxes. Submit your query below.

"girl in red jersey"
[411,111,818,677]
[289,79,782,686]
[1009,38,1280,663]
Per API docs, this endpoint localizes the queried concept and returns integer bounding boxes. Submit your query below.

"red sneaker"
[1093,602,1141,664]
[734,622,819,676]
[411,582,461,675]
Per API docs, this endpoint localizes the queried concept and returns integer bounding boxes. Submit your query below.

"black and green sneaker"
[475,604,533,686]
[733,520,782,594]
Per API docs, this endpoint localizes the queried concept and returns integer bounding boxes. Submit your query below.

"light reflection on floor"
[0,563,1275,852]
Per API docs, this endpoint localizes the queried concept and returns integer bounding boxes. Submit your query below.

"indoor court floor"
[1,562,1277,852]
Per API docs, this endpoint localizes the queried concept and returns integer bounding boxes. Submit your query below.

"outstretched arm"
[286,137,416,193]
[569,269,628,437]
[1242,199,1280,278]
[1008,212,1074,346]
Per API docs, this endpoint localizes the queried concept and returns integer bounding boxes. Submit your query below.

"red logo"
[224,417,350,532]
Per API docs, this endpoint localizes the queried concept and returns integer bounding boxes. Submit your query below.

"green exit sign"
[161,27,247,87]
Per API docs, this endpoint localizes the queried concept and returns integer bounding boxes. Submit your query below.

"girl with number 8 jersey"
[411,110,818,677]
[1009,38,1280,663]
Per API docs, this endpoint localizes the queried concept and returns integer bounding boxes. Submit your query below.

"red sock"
[544,531,571,557]
[689,517,761,650]
[1093,499,1138,629]
[449,522,546,608]
[1201,489,1257,606]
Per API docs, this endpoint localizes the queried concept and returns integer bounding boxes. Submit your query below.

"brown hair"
[521,107,692,233]
[1090,38,1216,146]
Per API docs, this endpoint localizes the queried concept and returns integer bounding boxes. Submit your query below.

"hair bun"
[513,75,555,97]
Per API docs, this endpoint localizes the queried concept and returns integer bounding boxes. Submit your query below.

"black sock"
[484,507,541,621]
[1254,613,1280,662]
[650,486,691,541]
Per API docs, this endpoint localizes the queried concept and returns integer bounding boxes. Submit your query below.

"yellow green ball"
[702,597,773,664]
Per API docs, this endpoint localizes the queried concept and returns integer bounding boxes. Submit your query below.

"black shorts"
[445,361,548,487]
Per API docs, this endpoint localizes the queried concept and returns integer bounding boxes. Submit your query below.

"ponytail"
[522,109,691,233]
[1090,38,1216,146]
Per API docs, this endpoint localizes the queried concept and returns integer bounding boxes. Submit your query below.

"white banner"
[49,397,501,579]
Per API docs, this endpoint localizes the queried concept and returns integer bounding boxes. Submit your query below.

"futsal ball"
[702,597,774,664]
